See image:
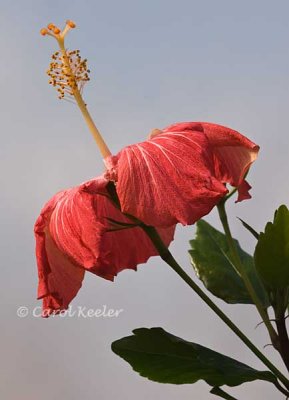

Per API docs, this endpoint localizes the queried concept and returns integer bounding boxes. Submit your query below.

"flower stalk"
[273,289,289,372]
[216,199,278,346]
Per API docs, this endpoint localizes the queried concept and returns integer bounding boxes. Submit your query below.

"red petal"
[82,179,175,274]
[49,176,174,276]
[34,193,85,317]
[162,122,259,201]
[107,127,228,227]
[201,122,258,186]
[35,176,175,315]
[235,179,252,202]
[49,182,106,273]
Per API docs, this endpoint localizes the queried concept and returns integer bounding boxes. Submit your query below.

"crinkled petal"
[39,230,85,317]
[162,122,259,202]
[235,179,252,202]
[107,128,228,227]
[34,193,85,317]
[49,181,106,273]
[82,179,175,274]
[49,176,174,276]
[202,122,259,185]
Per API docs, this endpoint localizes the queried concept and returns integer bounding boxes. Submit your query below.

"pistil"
[40,20,111,159]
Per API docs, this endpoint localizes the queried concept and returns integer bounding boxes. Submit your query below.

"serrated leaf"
[210,387,238,400]
[112,327,275,387]
[189,220,268,307]
[254,205,289,290]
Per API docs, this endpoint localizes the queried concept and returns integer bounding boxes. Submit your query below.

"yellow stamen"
[40,20,111,159]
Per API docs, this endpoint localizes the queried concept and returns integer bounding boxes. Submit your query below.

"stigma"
[40,20,76,39]
[40,20,112,158]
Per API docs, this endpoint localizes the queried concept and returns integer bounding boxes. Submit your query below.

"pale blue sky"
[1,1,289,399]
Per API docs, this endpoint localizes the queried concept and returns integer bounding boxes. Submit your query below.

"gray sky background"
[1,0,289,399]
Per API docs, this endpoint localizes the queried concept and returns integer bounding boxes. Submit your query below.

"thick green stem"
[274,293,289,373]
[274,379,289,397]
[217,201,278,345]
[141,225,289,392]
[276,316,289,373]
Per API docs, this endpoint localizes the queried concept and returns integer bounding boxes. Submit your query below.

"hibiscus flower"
[38,22,259,317]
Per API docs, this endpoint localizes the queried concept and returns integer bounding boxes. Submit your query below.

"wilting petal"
[40,231,85,317]
[201,122,259,187]
[35,176,175,315]
[35,192,85,317]
[235,179,252,202]
[49,182,106,273]
[49,176,175,277]
[80,178,175,275]
[152,121,259,203]
[163,122,259,189]
[107,127,228,227]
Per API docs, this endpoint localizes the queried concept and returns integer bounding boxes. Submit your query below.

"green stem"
[141,225,289,392]
[274,379,289,397]
[217,200,278,345]
[274,293,289,373]
[224,186,238,202]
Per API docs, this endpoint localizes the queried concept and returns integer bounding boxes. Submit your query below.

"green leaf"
[210,387,238,400]
[189,220,269,307]
[254,205,289,290]
[238,218,259,240]
[112,327,276,387]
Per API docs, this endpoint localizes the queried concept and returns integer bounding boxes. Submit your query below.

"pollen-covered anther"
[46,50,91,100]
